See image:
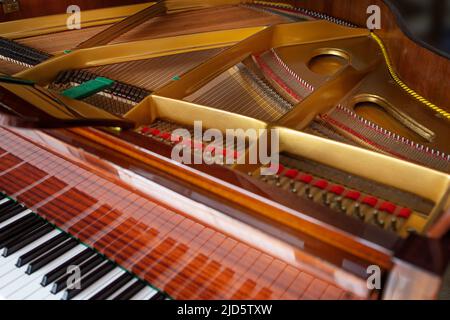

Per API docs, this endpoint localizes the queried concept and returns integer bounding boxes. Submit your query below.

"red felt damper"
[397,208,412,218]
[379,201,396,214]
[362,196,378,207]
[344,190,361,200]
[297,174,313,184]
[159,132,172,141]
[284,169,299,179]
[313,180,328,190]
[330,185,345,195]
[149,128,160,136]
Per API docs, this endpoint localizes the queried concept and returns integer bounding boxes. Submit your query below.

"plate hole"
[308,54,347,75]
[354,101,428,142]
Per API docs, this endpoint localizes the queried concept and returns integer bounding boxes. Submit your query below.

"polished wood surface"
[0,126,364,299]
[108,5,289,45]
[16,25,112,54]
[49,126,399,271]
[0,0,150,22]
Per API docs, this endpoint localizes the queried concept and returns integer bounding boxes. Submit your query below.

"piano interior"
[0,0,449,300]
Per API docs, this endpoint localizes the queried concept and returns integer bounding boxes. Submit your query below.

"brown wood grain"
[0,0,150,22]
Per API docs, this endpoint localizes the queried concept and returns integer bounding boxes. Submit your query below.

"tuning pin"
[304,186,313,199]
[372,210,385,227]
[293,174,313,195]
[353,203,365,220]
[289,180,297,193]
[283,169,299,192]
[322,192,331,206]
[341,190,361,214]
[331,196,343,211]
[276,167,295,188]
[264,164,285,186]
[327,185,345,209]
[305,180,328,202]
[377,201,396,229]
[390,217,398,231]
[275,164,285,176]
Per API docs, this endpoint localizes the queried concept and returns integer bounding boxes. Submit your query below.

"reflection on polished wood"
[0,127,363,299]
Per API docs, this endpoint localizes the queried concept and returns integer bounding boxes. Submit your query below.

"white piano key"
[107,278,139,300]
[4,245,86,299]
[0,230,61,269]
[5,243,86,299]
[0,198,10,206]
[0,265,30,289]
[130,286,158,300]
[0,230,61,272]
[2,245,86,299]
[73,267,126,301]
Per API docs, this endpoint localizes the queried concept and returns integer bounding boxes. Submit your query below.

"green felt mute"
[61,77,115,100]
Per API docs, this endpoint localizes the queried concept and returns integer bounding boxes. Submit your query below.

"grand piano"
[0,0,448,300]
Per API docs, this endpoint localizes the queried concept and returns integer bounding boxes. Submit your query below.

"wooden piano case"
[0,0,448,300]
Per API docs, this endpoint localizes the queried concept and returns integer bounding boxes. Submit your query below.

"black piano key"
[41,248,96,287]
[0,218,46,249]
[149,291,166,300]
[113,281,146,300]
[62,261,116,300]
[0,193,4,200]
[0,212,35,234]
[0,203,23,214]
[0,200,18,215]
[16,232,69,267]
[0,205,27,224]
[89,272,134,300]
[0,214,40,243]
[26,238,78,274]
[3,224,54,257]
[51,255,105,294]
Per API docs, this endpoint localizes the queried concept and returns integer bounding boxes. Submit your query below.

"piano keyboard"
[0,127,362,300]
[0,193,167,300]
